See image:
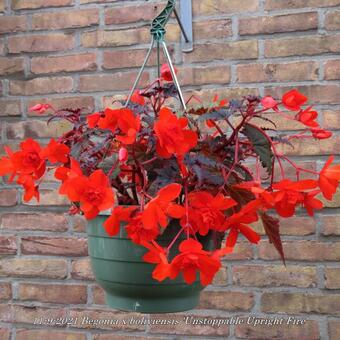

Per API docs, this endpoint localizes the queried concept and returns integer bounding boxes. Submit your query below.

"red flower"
[154,107,198,158]
[55,158,83,184]
[261,96,279,112]
[223,202,260,247]
[169,238,221,286]
[131,90,145,106]
[126,212,160,244]
[160,63,177,82]
[311,128,332,139]
[282,89,308,111]
[142,183,184,230]
[303,190,323,216]
[115,109,140,145]
[59,168,115,219]
[142,241,171,281]
[97,108,140,144]
[97,108,120,132]
[319,155,340,200]
[87,112,101,128]
[17,174,40,202]
[0,149,14,177]
[40,139,70,164]
[234,181,275,211]
[29,103,52,114]
[273,179,318,217]
[296,107,319,127]
[104,206,136,236]
[1,139,46,180]
[182,191,237,236]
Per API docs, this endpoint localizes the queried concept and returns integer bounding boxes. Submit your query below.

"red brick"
[265,34,340,57]
[0,15,26,34]
[213,266,228,286]
[28,96,95,116]
[81,28,150,48]
[237,61,318,83]
[321,215,340,235]
[10,77,73,96]
[252,216,316,236]
[259,240,340,261]
[72,215,86,232]
[8,33,75,54]
[194,19,232,40]
[93,336,165,340]
[0,328,10,340]
[0,213,68,232]
[0,100,21,116]
[265,0,340,10]
[193,0,259,15]
[266,84,340,105]
[0,258,67,279]
[325,60,340,80]
[21,236,87,256]
[103,46,174,70]
[261,292,340,315]
[32,9,99,30]
[16,330,86,340]
[0,283,11,300]
[232,265,317,288]
[223,241,253,260]
[0,189,17,207]
[179,65,231,86]
[79,72,149,92]
[239,12,318,35]
[69,308,145,331]
[92,285,105,305]
[0,236,16,255]
[105,3,157,25]
[199,290,254,311]
[276,135,340,156]
[323,110,340,129]
[329,320,340,340]
[235,320,319,339]
[0,304,67,324]
[71,258,94,280]
[0,1,4,12]
[0,57,24,76]
[0,38,4,54]
[12,0,73,10]
[326,11,340,30]
[31,53,97,75]
[18,283,87,304]
[184,41,258,63]
[186,88,259,105]
[24,189,69,206]
[6,120,72,139]
[325,267,340,289]
[149,313,229,336]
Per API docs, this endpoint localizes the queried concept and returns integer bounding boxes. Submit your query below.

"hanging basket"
[86,215,214,313]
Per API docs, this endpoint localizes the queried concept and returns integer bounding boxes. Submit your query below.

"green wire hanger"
[125,0,190,110]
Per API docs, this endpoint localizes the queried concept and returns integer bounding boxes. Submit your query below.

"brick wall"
[0,0,340,339]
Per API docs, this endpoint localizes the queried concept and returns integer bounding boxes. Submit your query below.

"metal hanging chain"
[125,0,188,111]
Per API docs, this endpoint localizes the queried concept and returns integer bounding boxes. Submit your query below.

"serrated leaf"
[243,123,274,174]
[260,212,285,265]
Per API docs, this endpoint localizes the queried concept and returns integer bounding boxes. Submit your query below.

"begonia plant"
[1,65,339,286]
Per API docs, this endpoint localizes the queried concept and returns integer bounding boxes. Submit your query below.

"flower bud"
[118,147,128,163]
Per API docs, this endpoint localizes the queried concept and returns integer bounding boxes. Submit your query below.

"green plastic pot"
[86,215,214,314]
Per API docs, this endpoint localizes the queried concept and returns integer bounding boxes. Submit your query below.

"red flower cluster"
[56,160,115,219]
[1,67,339,286]
[0,138,69,201]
